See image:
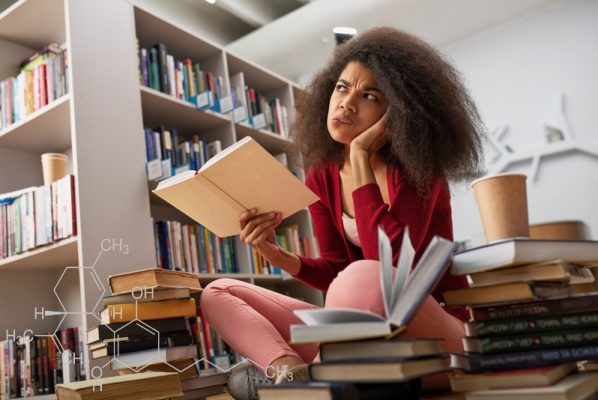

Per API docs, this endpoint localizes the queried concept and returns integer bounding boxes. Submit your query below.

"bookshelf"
[1,0,322,392]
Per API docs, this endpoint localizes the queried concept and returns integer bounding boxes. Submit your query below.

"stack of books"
[87,268,228,397]
[445,238,598,399]
[259,228,455,399]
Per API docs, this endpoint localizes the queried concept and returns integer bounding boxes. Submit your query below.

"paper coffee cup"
[530,220,588,241]
[471,173,529,243]
[41,153,68,185]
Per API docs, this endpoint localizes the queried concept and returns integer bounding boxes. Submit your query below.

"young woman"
[200,27,483,400]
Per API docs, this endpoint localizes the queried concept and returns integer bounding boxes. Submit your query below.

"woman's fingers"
[242,213,282,245]
[239,208,258,229]
[240,212,281,243]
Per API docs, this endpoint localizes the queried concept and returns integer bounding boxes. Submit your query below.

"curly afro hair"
[292,27,485,195]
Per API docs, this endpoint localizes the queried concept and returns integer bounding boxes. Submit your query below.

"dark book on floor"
[465,310,598,337]
[451,343,598,373]
[469,293,598,321]
[463,327,598,353]
[309,356,449,383]
[91,334,193,359]
[87,317,189,343]
[258,380,421,400]
[451,239,598,275]
[320,337,443,362]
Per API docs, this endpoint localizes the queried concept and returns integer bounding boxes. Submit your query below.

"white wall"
[444,0,598,242]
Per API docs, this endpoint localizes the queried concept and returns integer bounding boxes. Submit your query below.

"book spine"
[471,294,598,321]
[466,327,598,353]
[466,310,598,337]
[460,343,598,372]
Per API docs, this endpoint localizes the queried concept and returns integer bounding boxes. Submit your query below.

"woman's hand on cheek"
[239,208,283,263]
[350,109,390,155]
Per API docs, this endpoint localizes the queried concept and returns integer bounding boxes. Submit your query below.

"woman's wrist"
[269,247,301,276]
[350,145,376,187]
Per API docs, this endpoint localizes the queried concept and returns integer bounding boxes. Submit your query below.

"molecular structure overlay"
[6,239,293,393]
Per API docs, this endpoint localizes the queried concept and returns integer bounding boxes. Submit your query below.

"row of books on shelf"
[0,174,76,260]
[0,43,69,130]
[0,327,85,399]
[230,76,290,138]
[144,127,223,180]
[137,41,290,136]
[153,219,312,276]
[138,42,231,113]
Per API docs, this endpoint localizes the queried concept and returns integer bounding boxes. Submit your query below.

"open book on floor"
[152,136,319,237]
[290,226,456,343]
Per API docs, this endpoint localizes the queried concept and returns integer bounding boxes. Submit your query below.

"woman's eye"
[364,93,378,101]
[335,84,347,92]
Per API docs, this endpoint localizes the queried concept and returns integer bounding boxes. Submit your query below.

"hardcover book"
[152,136,319,237]
[108,268,201,294]
[451,239,598,275]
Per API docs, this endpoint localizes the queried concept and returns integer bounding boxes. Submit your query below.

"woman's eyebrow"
[337,79,381,93]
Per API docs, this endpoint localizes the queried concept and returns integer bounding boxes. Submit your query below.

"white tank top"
[342,213,362,248]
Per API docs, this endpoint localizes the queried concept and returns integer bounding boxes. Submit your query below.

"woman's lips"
[332,117,353,125]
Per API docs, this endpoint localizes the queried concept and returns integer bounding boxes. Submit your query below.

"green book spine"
[148,48,160,91]
[468,327,598,353]
[466,311,598,337]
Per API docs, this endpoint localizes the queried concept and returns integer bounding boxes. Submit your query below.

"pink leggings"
[200,260,465,372]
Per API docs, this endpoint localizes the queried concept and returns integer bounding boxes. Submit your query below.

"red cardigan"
[295,162,469,321]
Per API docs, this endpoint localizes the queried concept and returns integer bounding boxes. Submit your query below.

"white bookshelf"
[0,0,322,393]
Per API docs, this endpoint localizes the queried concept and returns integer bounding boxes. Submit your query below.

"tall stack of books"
[445,238,598,399]
[87,268,226,398]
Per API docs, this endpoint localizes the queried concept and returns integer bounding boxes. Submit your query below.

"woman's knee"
[199,278,238,309]
[325,260,383,314]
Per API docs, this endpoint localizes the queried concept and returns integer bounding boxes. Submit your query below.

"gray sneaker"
[227,363,272,400]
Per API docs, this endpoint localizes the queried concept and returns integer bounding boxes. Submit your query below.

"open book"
[152,136,319,237]
[290,226,456,343]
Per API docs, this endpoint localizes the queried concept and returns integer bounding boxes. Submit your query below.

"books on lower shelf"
[0,43,69,131]
[0,174,77,261]
[152,136,318,237]
[153,219,313,275]
[0,327,86,398]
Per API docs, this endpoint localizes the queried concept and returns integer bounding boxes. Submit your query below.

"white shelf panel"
[0,236,78,271]
[134,5,222,61]
[0,95,71,153]
[140,86,231,132]
[234,122,292,153]
[226,52,291,93]
[0,0,65,49]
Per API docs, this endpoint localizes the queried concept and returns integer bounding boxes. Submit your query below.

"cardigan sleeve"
[293,169,351,291]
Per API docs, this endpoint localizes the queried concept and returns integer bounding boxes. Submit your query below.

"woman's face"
[327,61,387,146]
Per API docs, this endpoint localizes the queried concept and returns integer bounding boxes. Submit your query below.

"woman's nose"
[339,99,356,113]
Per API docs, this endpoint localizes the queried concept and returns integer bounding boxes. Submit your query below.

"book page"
[199,137,319,217]
[378,226,393,320]
[294,308,386,326]
[390,226,415,312]
[390,236,455,326]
